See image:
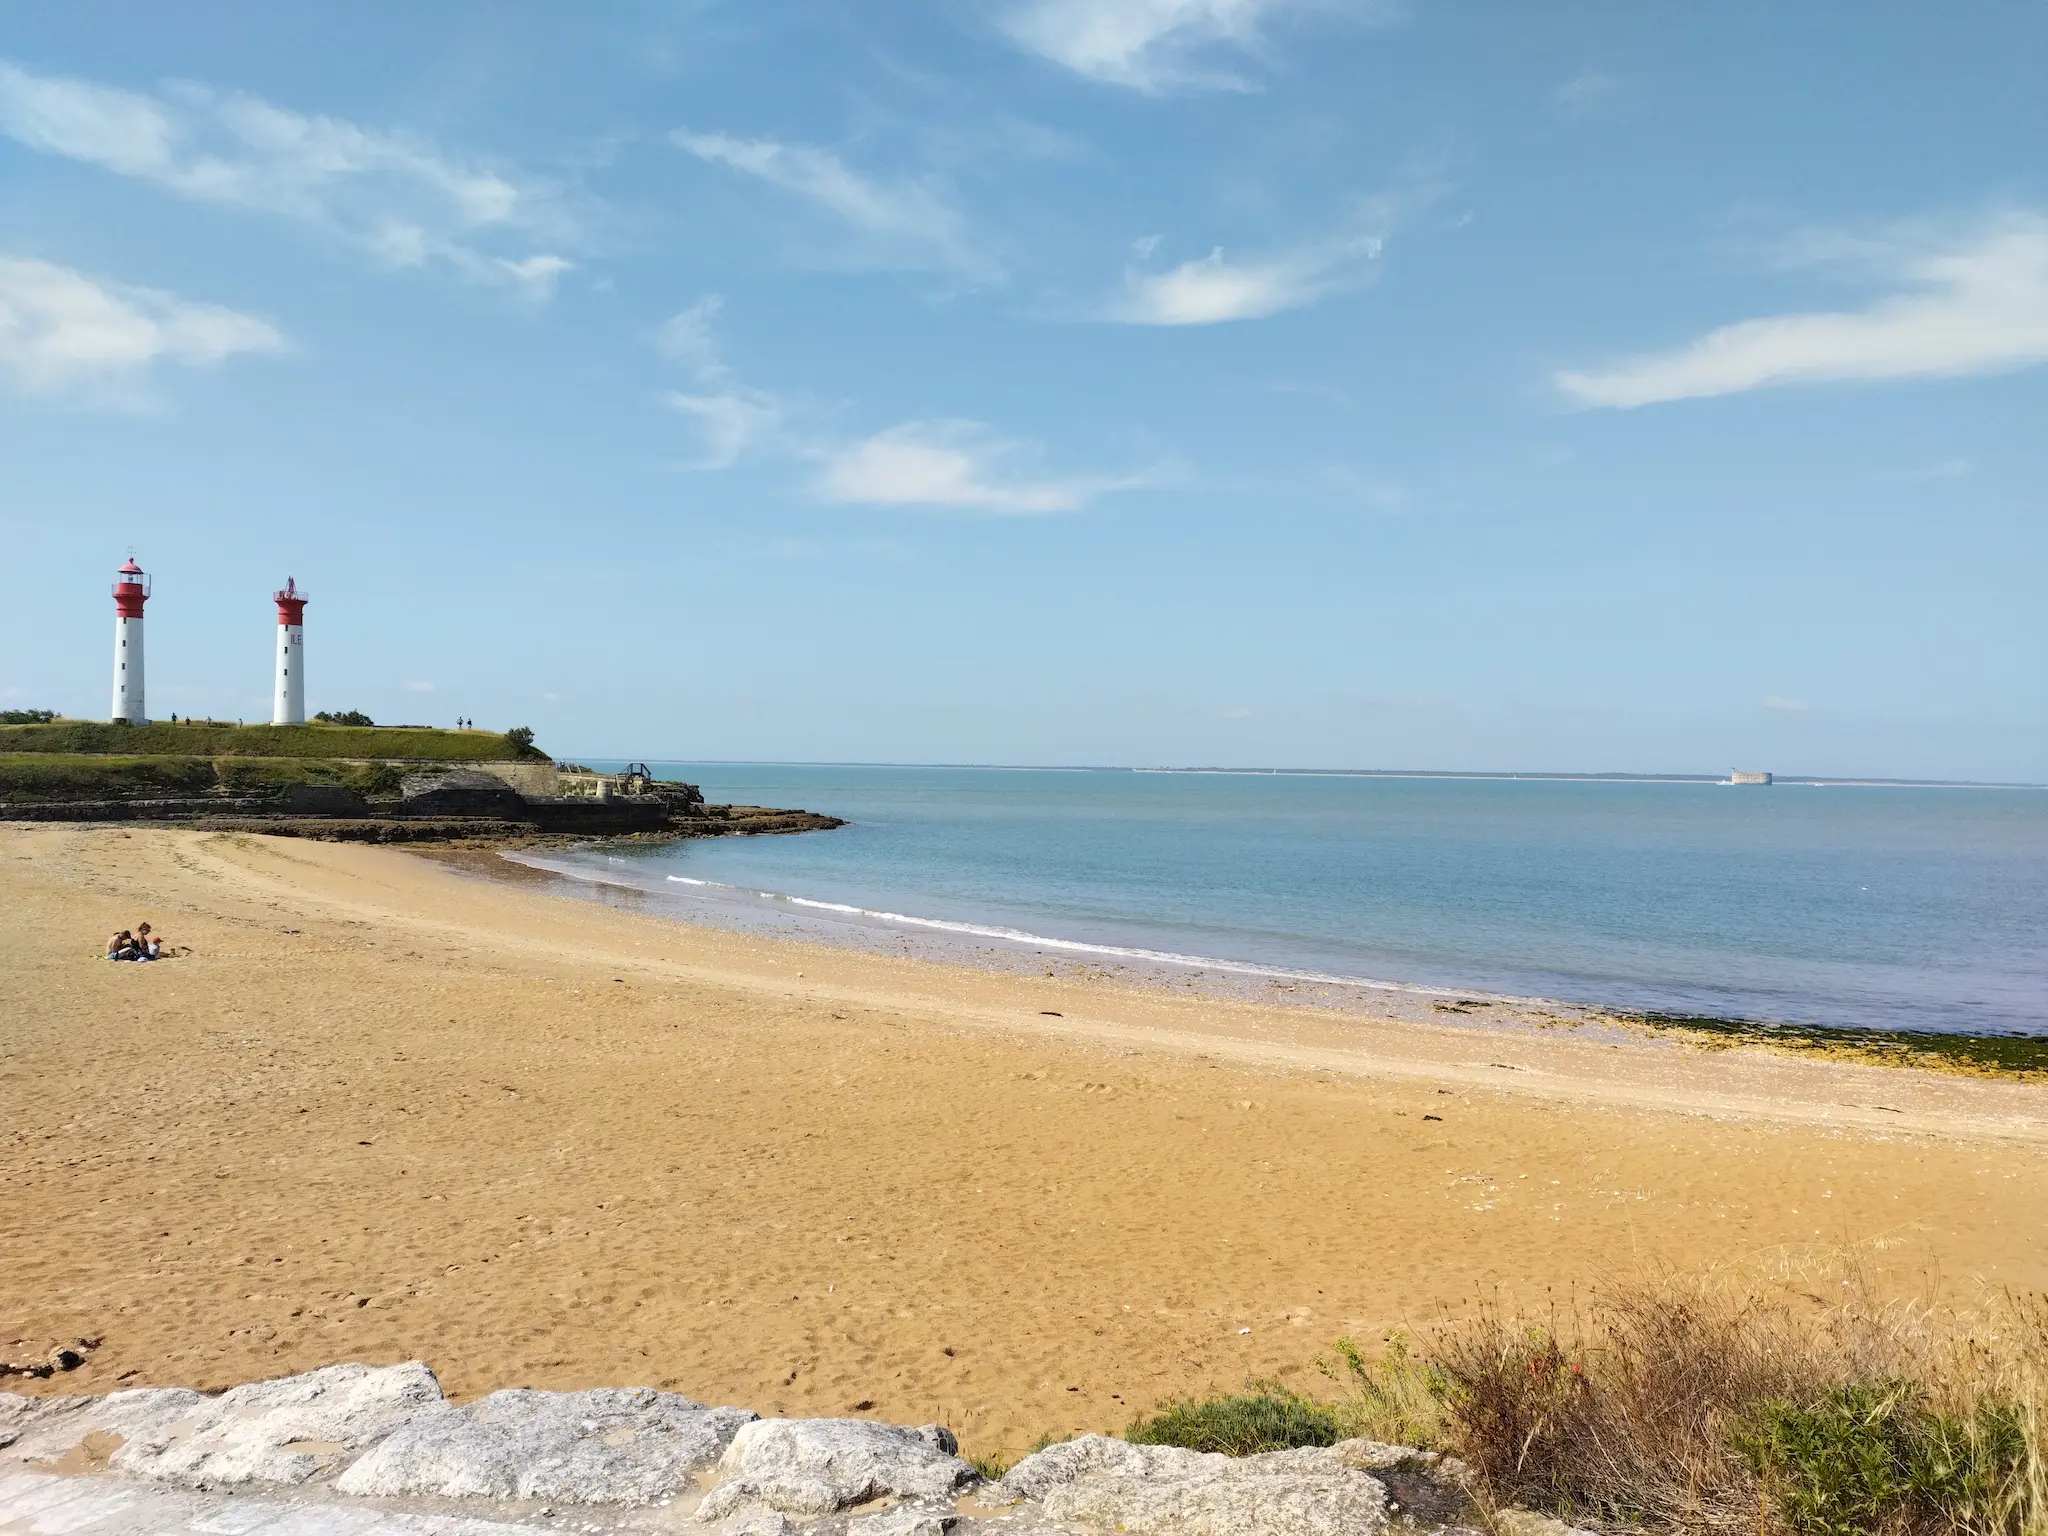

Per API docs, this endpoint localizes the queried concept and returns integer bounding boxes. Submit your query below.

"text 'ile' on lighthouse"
[273,577,308,725]
[110,556,150,724]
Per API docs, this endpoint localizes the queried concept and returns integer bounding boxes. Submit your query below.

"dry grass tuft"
[1318,1260,2048,1535]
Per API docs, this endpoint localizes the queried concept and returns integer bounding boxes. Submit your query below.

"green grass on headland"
[0,753,407,804]
[0,719,546,762]
[1614,1011,2048,1080]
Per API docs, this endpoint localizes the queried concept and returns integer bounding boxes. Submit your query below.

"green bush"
[1320,1333,1453,1450]
[1125,1381,1341,1456]
[0,708,55,724]
[1736,1383,2027,1536]
[313,709,375,726]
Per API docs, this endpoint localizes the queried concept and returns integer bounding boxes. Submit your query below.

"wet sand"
[4,825,2045,1455]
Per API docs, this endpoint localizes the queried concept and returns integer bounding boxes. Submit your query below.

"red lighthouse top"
[273,576,308,626]
[112,556,150,618]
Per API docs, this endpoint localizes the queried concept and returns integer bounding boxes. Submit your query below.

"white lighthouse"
[110,556,150,723]
[272,577,308,725]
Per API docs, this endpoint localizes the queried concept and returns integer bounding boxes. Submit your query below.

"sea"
[514,765,2048,1036]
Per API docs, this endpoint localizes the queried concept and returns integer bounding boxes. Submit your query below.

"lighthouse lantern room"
[110,556,150,723]
[272,577,309,725]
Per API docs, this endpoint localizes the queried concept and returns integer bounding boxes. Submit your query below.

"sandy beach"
[4,825,2045,1456]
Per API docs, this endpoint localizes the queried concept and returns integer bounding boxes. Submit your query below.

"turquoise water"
[563,765,2048,1034]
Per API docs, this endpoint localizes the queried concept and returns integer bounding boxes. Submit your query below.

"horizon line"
[562,758,2048,791]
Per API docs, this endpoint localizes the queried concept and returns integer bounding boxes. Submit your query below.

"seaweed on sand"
[1613,1012,2048,1080]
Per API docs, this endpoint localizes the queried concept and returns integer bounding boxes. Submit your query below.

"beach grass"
[1181,1264,2048,1534]
[1613,1011,2048,1080]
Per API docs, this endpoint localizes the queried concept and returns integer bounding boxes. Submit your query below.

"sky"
[0,2,2043,780]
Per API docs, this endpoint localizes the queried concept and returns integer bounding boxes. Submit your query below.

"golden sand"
[3,825,2045,1454]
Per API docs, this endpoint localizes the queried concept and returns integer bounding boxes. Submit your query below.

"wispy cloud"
[1111,231,1383,324]
[655,294,787,469]
[1763,696,1811,714]
[0,59,575,297]
[673,130,999,283]
[652,301,1133,510]
[1558,212,2048,407]
[816,421,1134,513]
[0,253,281,401]
[1553,69,1626,117]
[998,0,1392,93]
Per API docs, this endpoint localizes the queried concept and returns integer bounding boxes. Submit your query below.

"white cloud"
[653,294,786,469]
[0,59,574,295]
[998,0,1389,93]
[1912,457,1974,480]
[648,303,1131,508]
[653,295,727,372]
[666,389,783,471]
[816,421,1132,513]
[1763,696,1811,714]
[0,253,281,400]
[1558,213,2048,407]
[1112,234,1381,324]
[401,680,436,693]
[674,130,998,282]
[1553,69,1625,116]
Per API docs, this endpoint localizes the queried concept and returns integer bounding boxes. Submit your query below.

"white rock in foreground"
[997,1432,1393,1535]
[0,1387,208,1467]
[696,1417,976,1521]
[846,1508,960,1535]
[116,1361,445,1487]
[337,1386,756,1504]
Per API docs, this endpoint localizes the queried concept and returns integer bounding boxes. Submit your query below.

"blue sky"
[0,2,2042,779]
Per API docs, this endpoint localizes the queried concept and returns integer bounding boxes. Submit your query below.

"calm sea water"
[552,765,2048,1035]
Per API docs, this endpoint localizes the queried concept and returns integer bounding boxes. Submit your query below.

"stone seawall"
[0,1362,1545,1535]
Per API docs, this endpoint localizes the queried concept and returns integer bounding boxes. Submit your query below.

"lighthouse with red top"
[272,577,308,725]
[110,555,150,723]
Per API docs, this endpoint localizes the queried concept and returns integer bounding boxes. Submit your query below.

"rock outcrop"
[695,1417,976,1522]
[1,1363,1500,1534]
[112,1361,444,1487]
[336,1385,755,1504]
[993,1432,1395,1535]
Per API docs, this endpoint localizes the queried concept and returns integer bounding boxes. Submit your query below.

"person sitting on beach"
[106,930,139,961]
[134,923,162,960]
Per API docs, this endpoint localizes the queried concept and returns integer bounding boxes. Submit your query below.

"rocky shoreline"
[0,787,843,848]
[0,1362,1561,1534]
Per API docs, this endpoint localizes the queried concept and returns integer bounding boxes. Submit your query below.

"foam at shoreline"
[500,847,1586,1032]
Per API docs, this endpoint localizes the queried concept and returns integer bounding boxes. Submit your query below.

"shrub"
[1321,1332,1452,1450]
[1736,1385,2028,1536]
[1401,1271,2046,1534]
[0,709,56,724]
[312,709,375,726]
[967,1450,1012,1481]
[501,725,544,760]
[1125,1381,1341,1456]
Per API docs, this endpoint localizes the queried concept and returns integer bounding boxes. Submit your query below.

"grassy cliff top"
[0,719,548,762]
